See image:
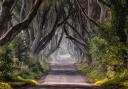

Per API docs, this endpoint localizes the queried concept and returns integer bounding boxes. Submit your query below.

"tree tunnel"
[0,0,128,89]
[0,0,106,64]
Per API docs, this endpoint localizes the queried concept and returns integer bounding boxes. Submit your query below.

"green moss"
[96,78,109,85]
[9,76,38,87]
[9,82,27,87]
[15,76,38,84]
[96,71,128,87]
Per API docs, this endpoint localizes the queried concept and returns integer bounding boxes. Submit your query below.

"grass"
[7,62,49,88]
[76,62,128,88]
[96,73,128,87]
[76,62,106,82]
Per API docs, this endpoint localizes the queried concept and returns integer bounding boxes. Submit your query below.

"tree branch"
[34,2,66,54]
[63,25,87,48]
[66,21,88,45]
[98,0,111,7]
[0,0,42,46]
[57,4,72,27]
[76,0,100,27]
[47,30,64,57]
[0,0,16,36]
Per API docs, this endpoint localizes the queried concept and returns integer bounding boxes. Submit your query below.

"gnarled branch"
[0,0,42,46]
[0,0,16,36]
[76,0,100,27]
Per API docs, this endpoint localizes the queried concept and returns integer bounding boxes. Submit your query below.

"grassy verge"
[76,62,128,88]
[9,76,38,87]
[76,62,106,82]
[0,60,49,88]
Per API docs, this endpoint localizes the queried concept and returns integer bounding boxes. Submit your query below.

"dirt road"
[15,64,125,89]
[37,64,97,89]
[39,64,86,84]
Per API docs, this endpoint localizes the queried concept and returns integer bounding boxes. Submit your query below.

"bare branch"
[57,4,73,26]
[0,0,16,36]
[76,0,100,27]
[46,30,64,57]
[10,0,17,12]
[0,0,42,46]
[98,0,111,7]
[66,21,88,44]
[63,25,87,48]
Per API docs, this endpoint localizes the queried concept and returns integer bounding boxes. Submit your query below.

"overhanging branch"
[0,0,42,46]
[63,25,88,48]
[98,0,111,7]
[76,0,100,27]
[46,30,64,57]
[0,0,16,36]
[66,21,88,44]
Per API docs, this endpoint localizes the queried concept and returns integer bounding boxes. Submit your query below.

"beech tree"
[0,0,127,64]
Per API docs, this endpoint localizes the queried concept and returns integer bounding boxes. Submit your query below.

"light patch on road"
[59,54,71,58]
[50,54,76,65]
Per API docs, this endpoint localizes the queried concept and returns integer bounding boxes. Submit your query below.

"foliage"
[76,61,106,82]
[88,31,128,86]
[0,46,14,80]
[19,59,49,79]
[88,5,128,80]
[0,32,49,88]
[10,33,30,64]
[78,1,128,86]
[0,82,12,89]
[0,44,30,81]
[90,35,108,71]
[123,81,128,87]
[96,71,128,87]
[10,60,49,87]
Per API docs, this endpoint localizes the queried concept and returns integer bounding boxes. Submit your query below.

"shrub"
[84,32,128,86]
[0,82,12,89]
[90,35,108,70]
[0,46,14,80]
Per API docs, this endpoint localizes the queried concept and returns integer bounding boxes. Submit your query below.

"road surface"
[15,64,124,89]
[39,64,86,84]
[38,64,97,89]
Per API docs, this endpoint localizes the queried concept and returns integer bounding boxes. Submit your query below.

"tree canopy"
[0,0,128,88]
